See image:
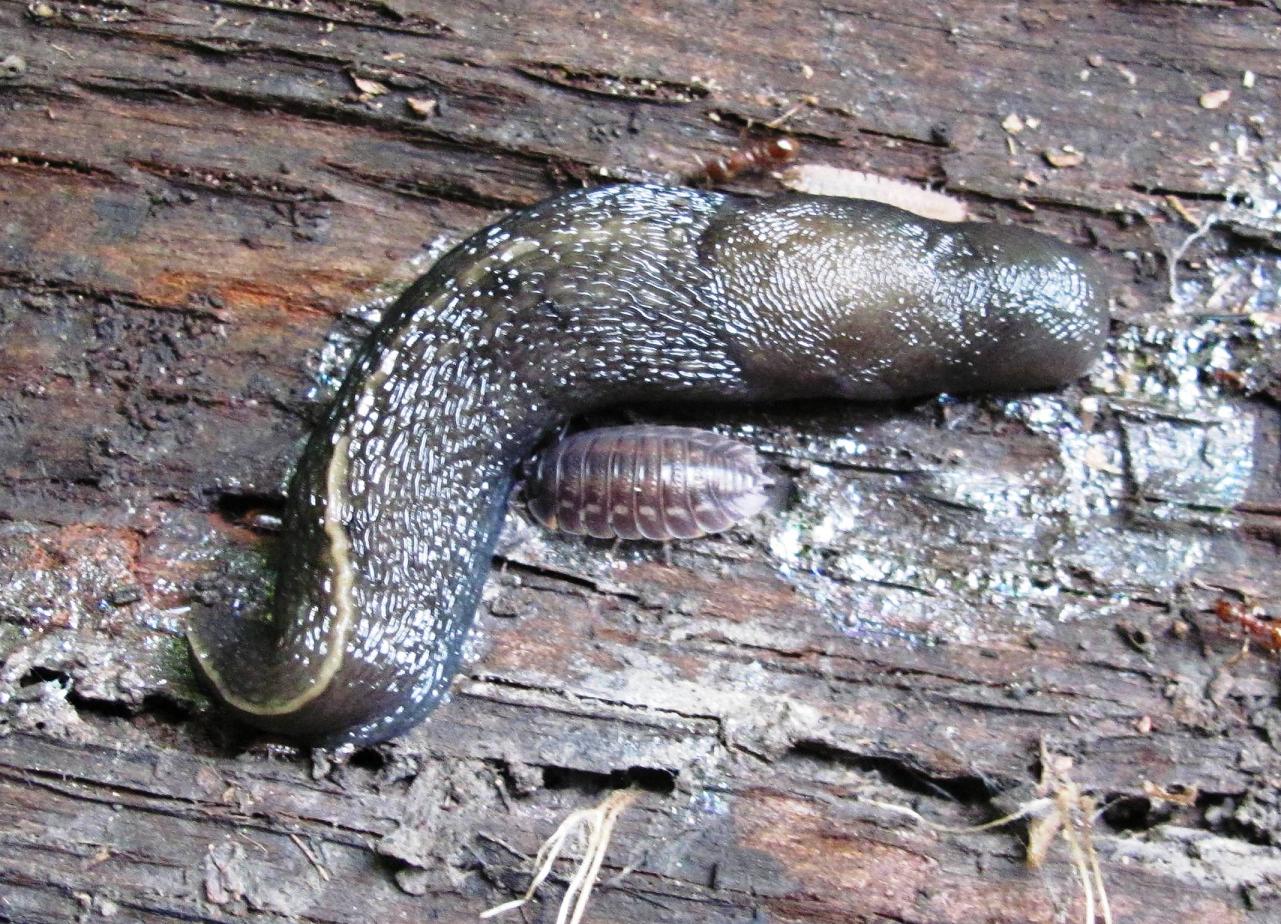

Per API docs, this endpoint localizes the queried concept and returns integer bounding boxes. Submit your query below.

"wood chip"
[406,97,437,117]
[1199,89,1230,110]
[1243,71,1255,90]
[1001,113,1025,135]
[352,75,389,96]
[1143,781,1198,806]
[1083,444,1106,469]
[1164,194,1198,225]
[1043,146,1084,168]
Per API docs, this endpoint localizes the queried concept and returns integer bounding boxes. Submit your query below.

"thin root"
[866,739,1113,924]
[480,787,639,924]
[1153,202,1228,307]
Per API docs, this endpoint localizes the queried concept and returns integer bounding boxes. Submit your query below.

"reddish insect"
[1214,598,1281,653]
[694,137,800,184]
[525,425,773,541]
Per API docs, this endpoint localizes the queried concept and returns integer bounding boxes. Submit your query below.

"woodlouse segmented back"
[525,425,773,541]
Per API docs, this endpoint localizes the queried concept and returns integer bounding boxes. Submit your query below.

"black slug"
[525,425,773,540]
[188,184,1109,746]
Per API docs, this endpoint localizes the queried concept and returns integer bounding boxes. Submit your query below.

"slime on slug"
[188,184,1110,746]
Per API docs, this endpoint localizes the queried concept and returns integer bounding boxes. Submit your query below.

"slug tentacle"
[189,184,1108,746]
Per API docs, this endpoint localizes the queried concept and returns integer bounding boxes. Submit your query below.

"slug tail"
[186,607,337,738]
[187,609,296,712]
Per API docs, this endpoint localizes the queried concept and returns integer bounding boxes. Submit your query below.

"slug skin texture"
[188,185,1109,746]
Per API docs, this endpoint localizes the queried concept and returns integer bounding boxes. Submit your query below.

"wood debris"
[351,74,389,97]
[406,97,437,118]
[1002,113,1025,135]
[1199,89,1230,110]
[1043,146,1085,168]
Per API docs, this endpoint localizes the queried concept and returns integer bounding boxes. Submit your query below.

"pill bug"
[525,425,773,541]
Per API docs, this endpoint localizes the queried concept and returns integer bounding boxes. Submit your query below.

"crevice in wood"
[542,764,677,796]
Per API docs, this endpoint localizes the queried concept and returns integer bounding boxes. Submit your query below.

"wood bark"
[2,1,1281,922]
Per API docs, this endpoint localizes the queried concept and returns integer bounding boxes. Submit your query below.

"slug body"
[526,425,773,540]
[188,184,1109,746]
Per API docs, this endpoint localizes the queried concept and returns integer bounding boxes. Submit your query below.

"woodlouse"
[525,425,773,541]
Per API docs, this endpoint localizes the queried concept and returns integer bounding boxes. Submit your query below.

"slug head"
[938,222,1111,394]
[704,195,1110,401]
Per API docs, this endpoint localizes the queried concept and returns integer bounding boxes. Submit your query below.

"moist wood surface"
[3,2,1281,922]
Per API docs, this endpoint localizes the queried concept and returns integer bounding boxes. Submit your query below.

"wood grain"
[2,1,1280,922]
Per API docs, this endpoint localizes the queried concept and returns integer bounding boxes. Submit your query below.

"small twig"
[764,103,805,129]
[1164,194,1200,227]
[1085,819,1112,924]
[289,833,331,882]
[235,832,270,855]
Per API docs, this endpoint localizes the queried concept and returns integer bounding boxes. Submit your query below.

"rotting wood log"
[2,1,1280,922]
